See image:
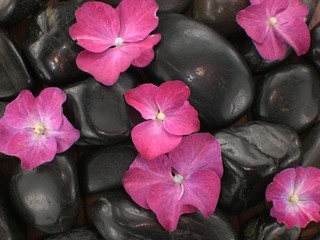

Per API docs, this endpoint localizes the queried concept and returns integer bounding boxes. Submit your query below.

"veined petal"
[116,0,159,42]
[131,120,181,160]
[266,0,288,17]
[250,0,263,4]
[155,80,191,113]
[146,182,196,232]
[76,45,141,86]
[0,118,17,152]
[124,84,158,120]
[182,170,221,217]
[275,19,310,56]
[5,131,57,170]
[169,133,223,178]
[123,154,172,209]
[276,0,309,20]
[50,116,80,153]
[163,101,200,136]
[69,1,120,53]
[294,167,320,203]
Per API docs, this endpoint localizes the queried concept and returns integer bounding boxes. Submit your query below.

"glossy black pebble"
[301,122,320,168]
[42,226,102,240]
[10,151,80,234]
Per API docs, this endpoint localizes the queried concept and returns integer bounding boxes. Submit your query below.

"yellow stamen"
[156,112,165,121]
[288,194,299,204]
[34,124,46,135]
[268,17,277,26]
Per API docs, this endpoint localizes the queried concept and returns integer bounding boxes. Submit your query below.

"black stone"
[0,0,48,26]
[80,142,137,194]
[311,233,320,240]
[146,14,254,130]
[308,22,320,72]
[215,121,301,213]
[10,151,80,234]
[42,226,102,240]
[0,29,33,100]
[156,0,191,13]
[301,122,320,168]
[23,0,88,85]
[92,190,238,240]
[0,192,25,240]
[192,0,249,36]
[241,214,300,240]
[64,71,141,146]
[254,63,320,133]
[304,0,319,23]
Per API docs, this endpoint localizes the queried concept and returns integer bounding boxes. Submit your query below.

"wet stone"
[241,214,300,240]
[308,22,320,72]
[42,226,102,240]
[156,0,191,13]
[23,0,88,85]
[10,151,80,234]
[215,121,301,213]
[300,122,320,168]
[80,142,137,195]
[254,63,320,133]
[0,29,33,100]
[192,0,249,36]
[146,14,254,130]
[64,70,141,146]
[0,0,48,26]
[91,190,238,240]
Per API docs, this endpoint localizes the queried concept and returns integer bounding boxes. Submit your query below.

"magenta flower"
[0,88,80,169]
[266,167,320,228]
[236,0,310,61]
[123,133,223,231]
[69,0,161,86]
[124,80,200,160]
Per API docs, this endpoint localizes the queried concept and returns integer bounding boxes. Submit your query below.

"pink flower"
[69,0,161,86]
[124,80,200,160]
[236,0,310,61]
[123,133,223,232]
[266,167,320,228]
[0,88,80,169]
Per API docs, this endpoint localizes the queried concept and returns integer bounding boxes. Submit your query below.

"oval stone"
[215,121,301,213]
[308,22,320,72]
[42,226,102,240]
[10,151,80,233]
[300,122,320,168]
[146,14,254,130]
[253,63,320,133]
[91,190,238,240]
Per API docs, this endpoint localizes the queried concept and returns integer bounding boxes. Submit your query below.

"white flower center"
[173,174,184,184]
[288,194,299,204]
[34,124,46,135]
[115,37,124,47]
[268,17,277,26]
[156,111,165,121]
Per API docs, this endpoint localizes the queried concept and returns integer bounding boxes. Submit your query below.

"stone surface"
[10,151,80,234]
[241,214,300,240]
[0,191,25,240]
[301,122,320,168]
[215,121,301,213]
[0,29,33,100]
[304,0,319,23]
[157,0,191,13]
[253,63,320,133]
[80,142,137,194]
[42,226,102,240]
[308,22,320,72]
[92,190,238,240]
[23,0,88,85]
[312,233,320,240]
[0,0,48,26]
[146,14,254,130]
[192,0,248,36]
[64,70,141,146]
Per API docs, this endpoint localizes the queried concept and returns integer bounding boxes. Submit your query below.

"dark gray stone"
[301,122,320,168]
[42,226,102,240]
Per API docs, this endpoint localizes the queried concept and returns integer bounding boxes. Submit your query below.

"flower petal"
[0,118,17,153]
[294,167,320,203]
[274,19,310,56]
[124,83,158,120]
[163,101,200,136]
[76,44,141,86]
[146,182,196,232]
[155,80,191,113]
[69,1,120,53]
[5,131,57,169]
[276,0,309,20]
[169,133,223,178]
[116,0,159,42]
[182,169,221,217]
[50,116,80,153]
[250,0,263,4]
[131,120,181,160]
[122,154,171,209]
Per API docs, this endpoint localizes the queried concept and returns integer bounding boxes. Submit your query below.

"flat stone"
[10,151,80,234]
[300,122,320,168]
[253,63,320,133]
[80,142,137,194]
[42,226,102,240]
[215,121,301,213]
[63,70,141,145]
[146,14,254,130]
[91,190,238,240]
